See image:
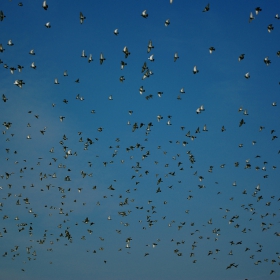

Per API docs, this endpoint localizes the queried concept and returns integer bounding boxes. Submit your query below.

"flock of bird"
[1,1,280,279]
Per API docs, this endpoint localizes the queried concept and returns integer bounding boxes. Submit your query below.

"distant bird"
[120,61,127,70]
[174,52,179,62]
[63,70,68,76]
[141,10,148,18]
[18,65,24,72]
[54,78,59,84]
[0,10,5,21]
[81,50,87,58]
[0,44,4,52]
[244,72,250,79]
[100,53,106,64]
[114,29,119,35]
[119,76,125,82]
[203,3,210,12]
[123,46,130,58]
[14,80,25,88]
[165,19,170,26]
[80,12,86,24]
[30,62,36,69]
[255,7,262,15]
[45,22,51,28]
[147,40,154,53]
[148,54,154,62]
[209,47,215,53]
[88,54,93,63]
[29,49,35,55]
[42,1,48,10]
[264,57,271,66]
[193,66,199,74]
[238,54,245,61]
[249,12,254,23]
[267,24,274,32]
[7,40,14,46]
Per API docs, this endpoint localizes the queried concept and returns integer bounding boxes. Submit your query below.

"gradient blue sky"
[1,0,280,279]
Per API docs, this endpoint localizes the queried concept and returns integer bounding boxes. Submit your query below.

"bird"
[100,53,106,64]
[244,72,250,79]
[174,52,179,62]
[123,46,130,58]
[203,3,210,12]
[238,54,245,61]
[267,24,274,32]
[80,12,86,24]
[114,29,119,35]
[165,19,170,26]
[42,1,48,10]
[141,10,148,18]
[264,57,271,66]
[148,54,154,62]
[147,40,154,53]
[255,7,262,15]
[81,50,87,58]
[7,40,14,46]
[0,10,5,21]
[193,66,199,74]
[29,49,35,55]
[209,47,215,53]
[30,62,36,69]
[249,12,254,23]
[45,22,51,28]
[14,80,25,88]
[88,54,93,63]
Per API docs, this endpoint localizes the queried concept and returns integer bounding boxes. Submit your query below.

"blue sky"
[1,0,280,279]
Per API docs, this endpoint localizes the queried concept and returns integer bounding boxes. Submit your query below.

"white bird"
[29,49,35,55]
[244,72,250,79]
[148,54,154,62]
[63,70,68,76]
[114,29,119,35]
[238,54,245,61]
[108,95,113,100]
[81,50,87,58]
[0,44,4,52]
[249,12,254,23]
[141,10,148,18]
[30,62,36,69]
[45,22,51,28]
[193,66,199,74]
[174,52,179,62]
[7,40,14,46]
[88,54,93,63]
[54,78,59,84]
[42,1,48,10]
[180,88,185,94]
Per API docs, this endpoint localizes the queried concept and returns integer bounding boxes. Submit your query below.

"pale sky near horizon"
[1,1,280,279]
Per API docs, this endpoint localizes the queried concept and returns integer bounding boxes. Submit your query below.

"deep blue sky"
[1,0,280,279]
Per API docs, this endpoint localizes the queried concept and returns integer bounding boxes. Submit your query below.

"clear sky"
[1,0,280,279]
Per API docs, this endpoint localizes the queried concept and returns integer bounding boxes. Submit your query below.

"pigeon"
[141,10,148,18]
[42,1,48,10]
[203,3,210,12]
[80,12,86,24]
